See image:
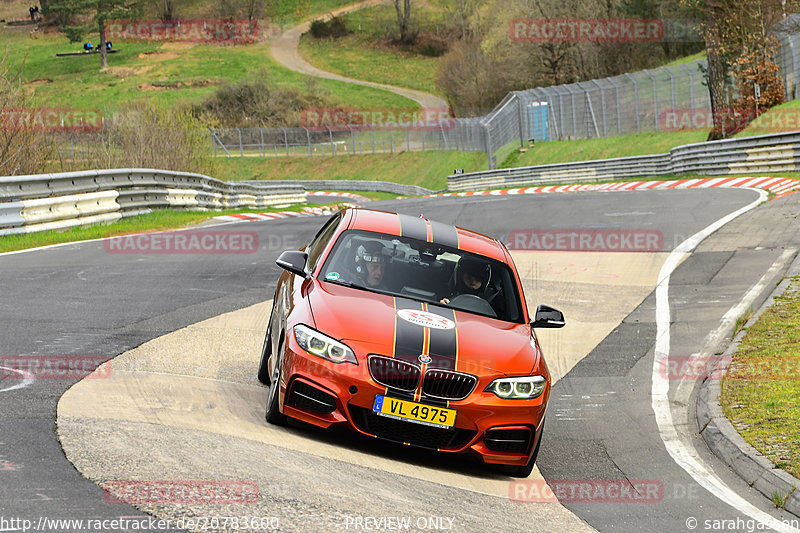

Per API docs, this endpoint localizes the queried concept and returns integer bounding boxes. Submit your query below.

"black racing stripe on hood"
[398,214,429,242]
[428,220,459,249]
[425,304,457,371]
[393,297,425,364]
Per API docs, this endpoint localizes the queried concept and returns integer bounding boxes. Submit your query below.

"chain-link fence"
[210,59,711,169]
[209,122,487,158]
[211,29,800,170]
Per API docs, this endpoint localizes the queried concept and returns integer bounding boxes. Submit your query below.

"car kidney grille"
[421,369,477,400]
[368,355,420,391]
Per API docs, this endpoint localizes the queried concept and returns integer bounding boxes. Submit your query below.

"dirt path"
[269,0,449,110]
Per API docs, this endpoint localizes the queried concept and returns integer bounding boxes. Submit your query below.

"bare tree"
[394,0,415,43]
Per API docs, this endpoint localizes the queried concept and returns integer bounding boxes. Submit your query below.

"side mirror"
[531,304,565,329]
[276,250,309,278]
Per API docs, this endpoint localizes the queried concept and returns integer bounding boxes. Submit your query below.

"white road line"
[652,188,800,532]
[0,366,35,393]
[673,248,797,403]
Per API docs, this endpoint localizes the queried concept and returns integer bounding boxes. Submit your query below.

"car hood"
[307,281,537,376]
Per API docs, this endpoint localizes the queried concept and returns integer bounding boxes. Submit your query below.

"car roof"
[346,208,508,262]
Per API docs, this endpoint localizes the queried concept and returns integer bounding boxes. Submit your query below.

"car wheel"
[265,337,287,426]
[498,421,544,478]
[257,323,272,385]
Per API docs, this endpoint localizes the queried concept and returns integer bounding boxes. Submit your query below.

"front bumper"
[278,337,549,467]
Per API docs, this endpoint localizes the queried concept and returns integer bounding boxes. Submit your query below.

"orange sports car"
[257,208,564,477]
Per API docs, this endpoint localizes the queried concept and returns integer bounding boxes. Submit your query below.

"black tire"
[257,323,272,385]
[497,420,544,478]
[265,338,287,426]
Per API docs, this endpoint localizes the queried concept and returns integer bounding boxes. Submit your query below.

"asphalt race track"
[2,188,800,533]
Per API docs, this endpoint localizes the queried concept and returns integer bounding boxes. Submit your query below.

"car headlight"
[294,324,357,365]
[484,375,547,399]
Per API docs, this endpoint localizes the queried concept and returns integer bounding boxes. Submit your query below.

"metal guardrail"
[0,168,307,235]
[240,179,434,197]
[447,130,800,191]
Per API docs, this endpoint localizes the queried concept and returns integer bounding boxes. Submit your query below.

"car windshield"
[319,229,524,323]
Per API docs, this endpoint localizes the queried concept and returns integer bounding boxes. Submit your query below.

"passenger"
[354,240,389,289]
[441,256,490,304]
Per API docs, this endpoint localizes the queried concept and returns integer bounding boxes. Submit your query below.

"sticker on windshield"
[397,309,455,330]
[326,272,340,281]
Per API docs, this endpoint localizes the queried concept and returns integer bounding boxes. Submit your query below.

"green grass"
[720,276,800,480]
[0,203,332,253]
[736,98,800,137]
[297,4,445,98]
[265,0,360,27]
[3,27,416,115]
[213,150,488,189]
[501,130,710,168]
[662,51,706,67]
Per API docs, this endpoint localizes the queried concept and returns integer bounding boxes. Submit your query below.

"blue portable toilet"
[527,102,549,142]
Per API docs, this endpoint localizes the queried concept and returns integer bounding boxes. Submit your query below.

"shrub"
[0,54,56,176]
[309,15,349,39]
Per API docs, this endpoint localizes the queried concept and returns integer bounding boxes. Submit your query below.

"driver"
[354,240,389,289]
[441,256,490,304]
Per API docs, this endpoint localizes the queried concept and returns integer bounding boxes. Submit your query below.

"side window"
[307,213,342,271]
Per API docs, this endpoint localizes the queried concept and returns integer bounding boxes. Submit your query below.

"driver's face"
[365,261,385,286]
[463,271,483,290]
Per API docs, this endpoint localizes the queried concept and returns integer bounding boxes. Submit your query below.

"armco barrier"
[241,179,434,197]
[0,169,306,235]
[448,130,800,191]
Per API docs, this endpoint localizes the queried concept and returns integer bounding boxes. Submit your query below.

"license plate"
[372,395,456,429]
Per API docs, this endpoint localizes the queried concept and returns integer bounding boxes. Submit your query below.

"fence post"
[406,125,410,151]
[607,78,622,136]
[624,73,641,134]
[568,86,577,138]
[210,129,216,157]
[662,66,677,112]
[259,128,265,157]
[681,63,695,112]
[389,124,394,153]
[238,128,244,157]
[590,80,606,137]
[304,127,312,158]
[370,124,375,154]
[328,127,335,156]
[516,93,525,147]
[283,128,289,156]
[644,69,659,131]
[483,122,494,169]
[350,126,356,155]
